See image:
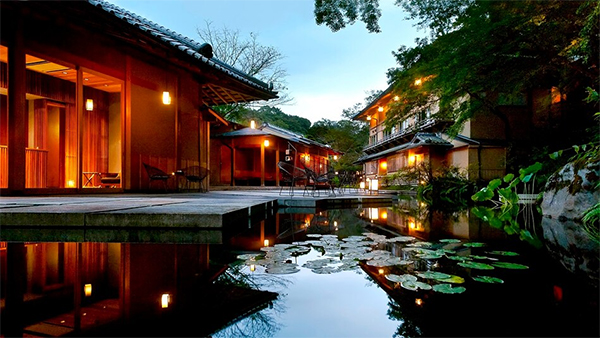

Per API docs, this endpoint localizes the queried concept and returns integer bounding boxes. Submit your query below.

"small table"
[83,172,99,187]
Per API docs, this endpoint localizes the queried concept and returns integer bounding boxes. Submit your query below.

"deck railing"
[26,148,48,188]
[0,145,7,188]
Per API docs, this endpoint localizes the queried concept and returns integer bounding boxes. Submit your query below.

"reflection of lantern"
[381,212,388,219]
[161,294,170,308]
[369,179,379,191]
[250,120,256,129]
[415,298,423,306]
[250,264,256,272]
[84,284,92,297]
[369,208,379,220]
[67,180,76,188]
[378,268,384,275]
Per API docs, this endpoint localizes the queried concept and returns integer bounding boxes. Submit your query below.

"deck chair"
[278,161,306,197]
[299,161,335,197]
[99,172,120,188]
[179,166,210,192]
[143,162,171,192]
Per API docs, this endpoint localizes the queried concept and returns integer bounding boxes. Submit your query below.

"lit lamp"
[378,106,384,112]
[84,284,92,297]
[67,180,75,188]
[161,293,171,308]
[263,239,269,247]
[381,211,388,219]
[369,178,379,192]
[333,155,338,160]
[369,208,379,220]
[250,120,256,129]
[378,268,384,275]
[162,91,172,105]
[250,264,256,272]
[263,139,270,147]
[85,99,94,111]
[380,161,387,170]
[359,181,365,190]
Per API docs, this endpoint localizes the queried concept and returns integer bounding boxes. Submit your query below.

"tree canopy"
[234,105,312,136]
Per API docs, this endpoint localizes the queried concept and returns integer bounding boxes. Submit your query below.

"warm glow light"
[334,221,338,227]
[359,182,365,189]
[67,180,75,188]
[264,239,269,247]
[378,106,384,112]
[380,161,387,170]
[414,78,423,86]
[304,154,310,163]
[381,212,388,219]
[250,264,256,272]
[84,284,92,297]
[409,222,416,229]
[162,91,171,105]
[370,179,379,191]
[86,99,94,111]
[415,298,423,306]
[369,208,379,220]
[263,139,270,147]
[161,293,170,308]
[394,95,400,101]
[333,155,338,160]
[366,115,372,121]
[250,120,256,129]
[378,268,384,275]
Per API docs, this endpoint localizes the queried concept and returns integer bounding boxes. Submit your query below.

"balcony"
[364,118,453,154]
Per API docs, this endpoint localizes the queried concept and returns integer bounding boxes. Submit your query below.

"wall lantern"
[414,78,423,86]
[263,139,270,147]
[394,95,400,101]
[85,99,94,111]
[369,178,379,192]
[250,120,256,129]
[333,155,338,160]
[67,180,76,188]
[304,154,310,163]
[263,239,269,247]
[359,181,365,189]
[378,106,384,112]
[84,284,92,297]
[161,293,171,308]
[162,91,172,105]
[366,115,372,121]
[380,161,387,170]
[381,211,388,219]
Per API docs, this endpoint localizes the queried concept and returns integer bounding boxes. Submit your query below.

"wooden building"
[353,84,568,184]
[211,122,339,186]
[0,0,276,195]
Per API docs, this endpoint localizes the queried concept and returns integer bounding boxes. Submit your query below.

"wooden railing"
[26,148,48,188]
[0,145,7,188]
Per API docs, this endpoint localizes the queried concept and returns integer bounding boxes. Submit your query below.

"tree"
[236,106,312,136]
[314,0,599,171]
[197,21,293,119]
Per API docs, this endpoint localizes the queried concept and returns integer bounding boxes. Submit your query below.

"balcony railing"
[365,118,446,152]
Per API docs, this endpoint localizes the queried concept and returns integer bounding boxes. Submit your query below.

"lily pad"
[417,271,451,280]
[433,283,466,294]
[401,280,433,291]
[447,255,471,262]
[386,274,417,283]
[458,261,495,270]
[439,275,465,284]
[439,239,462,243]
[463,242,486,248]
[472,276,504,284]
[418,253,444,259]
[492,262,529,269]
[306,234,323,238]
[265,264,300,274]
[237,253,260,260]
[487,251,519,256]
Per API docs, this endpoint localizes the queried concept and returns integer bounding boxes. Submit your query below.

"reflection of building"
[211,122,339,186]
[1,1,276,194]
[0,242,215,336]
[353,84,569,183]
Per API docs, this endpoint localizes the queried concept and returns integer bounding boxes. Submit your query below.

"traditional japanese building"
[211,122,340,186]
[0,0,277,195]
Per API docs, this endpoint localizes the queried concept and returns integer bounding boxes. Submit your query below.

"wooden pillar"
[275,141,280,186]
[5,243,26,337]
[260,141,265,186]
[76,67,84,189]
[7,14,27,193]
[231,140,236,187]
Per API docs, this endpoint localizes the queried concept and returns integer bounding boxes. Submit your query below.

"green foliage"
[582,202,600,245]
[224,105,312,136]
[314,0,382,33]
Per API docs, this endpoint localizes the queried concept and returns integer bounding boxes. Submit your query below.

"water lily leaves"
[447,255,471,262]
[469,255,498,261]
[458,261,495,270]
[388,236,416,243]
[492,262,529,269]
[439,239,462,243]
[386,273,417,283]
[418,253,444,260]
[463,242,486,248]
[472,276,504,284]
[417,271,451,280]
[487,251,519,257]
[343,235,367,242]
[306,233,322,238]
[433,283,466,294]
[401,280,433,291]
[265,264,300,274]
[286,246,311,256]
[237,253,260,260]
[439,275,465,284]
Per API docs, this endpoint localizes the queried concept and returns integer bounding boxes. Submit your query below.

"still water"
[1,197,598,337]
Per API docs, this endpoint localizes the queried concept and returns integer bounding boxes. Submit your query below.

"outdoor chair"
[300,162,335,197]
[143,162,172,192]
[99,172,120,188]
[278,161,306,197]
[177,166,210,192]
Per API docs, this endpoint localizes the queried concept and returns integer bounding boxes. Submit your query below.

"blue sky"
[109,0,423,123]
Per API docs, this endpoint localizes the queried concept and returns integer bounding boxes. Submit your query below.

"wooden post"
[260,141,265,186]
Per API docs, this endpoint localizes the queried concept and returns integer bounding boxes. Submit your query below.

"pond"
[1,197,598,337]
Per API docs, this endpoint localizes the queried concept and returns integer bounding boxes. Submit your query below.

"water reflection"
[1,198,598,337]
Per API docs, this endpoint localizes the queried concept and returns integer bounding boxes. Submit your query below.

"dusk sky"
[109,0,424,123]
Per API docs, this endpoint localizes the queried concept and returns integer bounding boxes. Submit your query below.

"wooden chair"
[99,172,120,188]
[143,162,172,192]
[178,166,209,192]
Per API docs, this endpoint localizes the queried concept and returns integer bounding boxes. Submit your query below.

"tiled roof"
[355,132,452,163]
[88,0,276,95]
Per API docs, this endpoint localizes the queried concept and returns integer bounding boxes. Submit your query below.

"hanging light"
[162,91,172,105]
[263,239,269,247]
[378,106,384,112]
[85,99,94,111]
